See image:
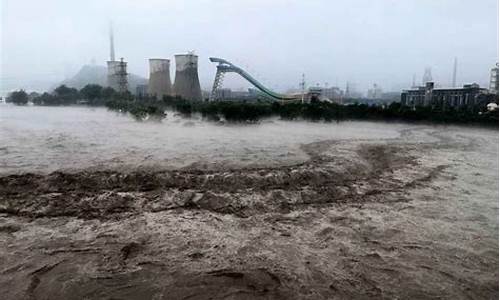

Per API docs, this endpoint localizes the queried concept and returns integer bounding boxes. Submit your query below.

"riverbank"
[106,97,500,127]
[5,83,499,126]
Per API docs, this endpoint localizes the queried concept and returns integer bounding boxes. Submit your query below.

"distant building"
[231,90,252,99]
[344,82,363,99]
[322,86,343,103]
[380,92,401,103]
[215,88,232,100]
[490,63,499,95]
[367,84,383,99]
[212,88,261,101]
[308,87,322,101]
[401,82,492,109]
[135,84,148,98]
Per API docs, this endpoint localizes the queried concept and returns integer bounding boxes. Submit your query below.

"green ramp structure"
[209,57,302,102]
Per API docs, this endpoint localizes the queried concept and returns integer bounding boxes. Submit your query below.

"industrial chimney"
[173,53,202,101]
[106,22,127,93]
[148,59,172,99]
[107,22,119,90]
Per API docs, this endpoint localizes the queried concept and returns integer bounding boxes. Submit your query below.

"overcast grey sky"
[1,0,498,95]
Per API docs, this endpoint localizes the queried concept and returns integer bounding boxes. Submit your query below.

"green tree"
[80,84,103,100]
[6,90,29,105]
[101,87,117,99]
[54,85,79,104]
[32,92,56,106]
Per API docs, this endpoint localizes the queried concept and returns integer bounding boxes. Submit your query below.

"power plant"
[102,25,496,107]
[173,53,202,101]
[148,59,172,99]
[107,22,128,93]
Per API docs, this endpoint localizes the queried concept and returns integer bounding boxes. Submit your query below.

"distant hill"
[59,64,147,92]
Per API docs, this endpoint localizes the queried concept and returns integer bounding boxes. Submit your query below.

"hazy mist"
[1,0,498,95]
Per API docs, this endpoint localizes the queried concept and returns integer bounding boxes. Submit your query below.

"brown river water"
[0,104,498,299]
[1,105,405,174]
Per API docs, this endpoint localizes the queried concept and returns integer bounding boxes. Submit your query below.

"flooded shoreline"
[0,105,409,174]
[0,105,498,299]
[1,104,495,174]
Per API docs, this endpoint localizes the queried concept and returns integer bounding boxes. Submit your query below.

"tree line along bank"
[5,84,498,127]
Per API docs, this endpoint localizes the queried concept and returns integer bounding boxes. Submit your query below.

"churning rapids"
[0,104,498,299]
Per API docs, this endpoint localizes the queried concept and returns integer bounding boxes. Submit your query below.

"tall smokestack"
[173,53,202,101]
[107,21,118,90]
[148,59,172,99]
[109,21,115,62]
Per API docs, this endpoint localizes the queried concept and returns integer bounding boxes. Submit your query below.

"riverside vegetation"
[6,84,499,126]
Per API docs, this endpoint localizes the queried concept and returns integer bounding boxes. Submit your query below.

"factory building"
[148,59,172,99]
[401,82,491,109]
[173,53,202,101]
[214,88,232,100]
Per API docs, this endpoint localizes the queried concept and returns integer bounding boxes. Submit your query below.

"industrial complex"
[107,25,203,101]
[105,24,498,108]
[401,82,491,109]
[105,24,344,103]
[401,63,499,109]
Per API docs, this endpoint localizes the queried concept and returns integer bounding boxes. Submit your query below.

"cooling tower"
[173,54,202,101]
[148,59,172,99]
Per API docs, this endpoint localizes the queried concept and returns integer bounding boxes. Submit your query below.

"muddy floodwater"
[0,104,498,299]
